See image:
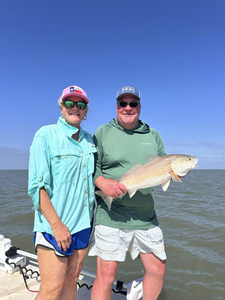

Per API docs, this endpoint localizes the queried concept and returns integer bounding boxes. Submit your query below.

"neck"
[72,131,79,141]
[118,120,139,130]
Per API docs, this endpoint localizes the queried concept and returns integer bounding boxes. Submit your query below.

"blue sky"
[0,0,224,169]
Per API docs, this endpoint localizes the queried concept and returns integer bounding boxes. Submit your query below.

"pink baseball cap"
[62,85,89,104]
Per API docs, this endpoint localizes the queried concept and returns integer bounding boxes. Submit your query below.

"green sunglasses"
[63,100,87,110]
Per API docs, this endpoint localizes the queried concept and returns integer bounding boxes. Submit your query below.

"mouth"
[69,113,79,116]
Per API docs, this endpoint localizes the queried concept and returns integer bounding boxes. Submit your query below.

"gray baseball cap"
[116,85,141,101]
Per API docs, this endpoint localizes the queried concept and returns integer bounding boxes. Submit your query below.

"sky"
[0,0,224,169]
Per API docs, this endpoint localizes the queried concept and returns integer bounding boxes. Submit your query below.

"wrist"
[95,176,107,190]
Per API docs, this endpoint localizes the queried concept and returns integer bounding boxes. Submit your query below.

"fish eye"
[189,158,191,161]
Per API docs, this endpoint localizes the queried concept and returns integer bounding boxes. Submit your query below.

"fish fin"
[95,190,113,210]
[144,155,160,165]
[128,189,137,198]
[162,180,171,191]
[120,164,142,181]
[170,171,182,182]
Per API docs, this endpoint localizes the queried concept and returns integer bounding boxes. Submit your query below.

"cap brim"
[116,93,140,101]
[62,92,89,104]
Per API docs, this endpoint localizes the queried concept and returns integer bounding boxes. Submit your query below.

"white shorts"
[88,224,167,261]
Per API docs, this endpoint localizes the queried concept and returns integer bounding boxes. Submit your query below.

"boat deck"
[0,259,126,299]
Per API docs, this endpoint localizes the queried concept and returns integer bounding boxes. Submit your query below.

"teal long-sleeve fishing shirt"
[93,118,167,230]
[28,117,96,235]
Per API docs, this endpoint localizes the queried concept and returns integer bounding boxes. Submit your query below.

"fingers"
[57,234,71,252]
[111,183,127,199]
[100,179,127,199]
[118,183,127,194]
[53,225,72,252]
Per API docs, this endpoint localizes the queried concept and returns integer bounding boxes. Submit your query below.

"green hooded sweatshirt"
[93,118,167,229]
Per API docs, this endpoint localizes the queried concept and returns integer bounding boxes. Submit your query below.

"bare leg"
[91,257,119,300]
[140,253,166,300]
[58,248,87,300]
[35,246,68,300]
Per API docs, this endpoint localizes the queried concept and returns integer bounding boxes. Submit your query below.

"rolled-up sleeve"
[28,134,53,210]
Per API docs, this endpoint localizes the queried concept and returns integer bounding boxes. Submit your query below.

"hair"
[58,94,64,108]
[58,94,90,113]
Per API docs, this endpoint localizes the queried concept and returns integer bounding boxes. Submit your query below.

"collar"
[57,116,84,139]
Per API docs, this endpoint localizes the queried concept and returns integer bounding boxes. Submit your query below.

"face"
[60,96,87,128]
[116,95,141,130]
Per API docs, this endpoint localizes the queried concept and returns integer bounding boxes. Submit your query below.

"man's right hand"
[95,176,127,199]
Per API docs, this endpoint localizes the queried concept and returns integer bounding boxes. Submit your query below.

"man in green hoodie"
[89,85,167,300]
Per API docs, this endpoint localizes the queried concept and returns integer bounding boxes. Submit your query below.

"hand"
[99,178,127,199]
[51,221,72,252]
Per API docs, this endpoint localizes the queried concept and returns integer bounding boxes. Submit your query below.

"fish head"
[171,155,198,176]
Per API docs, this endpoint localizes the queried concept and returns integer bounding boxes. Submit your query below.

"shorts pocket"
[95,225,119,253]
[147,226,164,244]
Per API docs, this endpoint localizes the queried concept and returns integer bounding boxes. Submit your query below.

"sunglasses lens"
[64,101,75,108]
[76,102,86,110]
[118,101,139,108]
[119,101,127,107]
[63,101,86,110]
[129,102,138,107]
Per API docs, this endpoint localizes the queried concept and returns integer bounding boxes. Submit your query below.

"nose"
[124,103,132,110]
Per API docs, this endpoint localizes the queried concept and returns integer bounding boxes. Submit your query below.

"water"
[0,170,224,299]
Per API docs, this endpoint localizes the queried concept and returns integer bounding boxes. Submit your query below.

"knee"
[147,259,166,278]
[39,278,64,299]
[67,260,84,282]
[157,261,166,278]
[97,266,117,286]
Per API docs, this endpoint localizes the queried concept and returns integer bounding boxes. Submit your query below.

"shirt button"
[84,178,87,180]
[81,151,83,154]
[38,177,42,181]
[85,191,87,194]
[85,204,87,207]
[84,164,86,167]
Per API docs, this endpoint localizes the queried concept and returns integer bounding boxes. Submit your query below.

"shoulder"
[32,124,57,144]
[94,123,112,137]
[148,127,164,144]
[150,128,161,136]
[35,124,57,136]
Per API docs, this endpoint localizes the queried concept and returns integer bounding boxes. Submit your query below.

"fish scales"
[95,154,198,210]
[120,157,172,189]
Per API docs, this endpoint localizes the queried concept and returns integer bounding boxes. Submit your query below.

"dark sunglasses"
[63,100,87,110]
[117,101,139,108]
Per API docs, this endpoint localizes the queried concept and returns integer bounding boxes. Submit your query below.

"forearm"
[39,187,62,231]
[38,187,71,251]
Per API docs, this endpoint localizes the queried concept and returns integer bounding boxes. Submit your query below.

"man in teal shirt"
[89,85,167,300]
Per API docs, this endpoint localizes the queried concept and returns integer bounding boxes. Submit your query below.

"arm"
[39,188,71,252]
[95,176,127,199]
[93,127,127,199]
[28,132,71,251]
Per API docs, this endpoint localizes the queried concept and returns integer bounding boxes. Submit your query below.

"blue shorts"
[33,224,93,257]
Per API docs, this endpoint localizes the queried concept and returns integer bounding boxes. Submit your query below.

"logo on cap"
[121,86,135,94]
[70,86,83,94]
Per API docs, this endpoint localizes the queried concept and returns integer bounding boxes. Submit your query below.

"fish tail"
[95,190,113,210]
